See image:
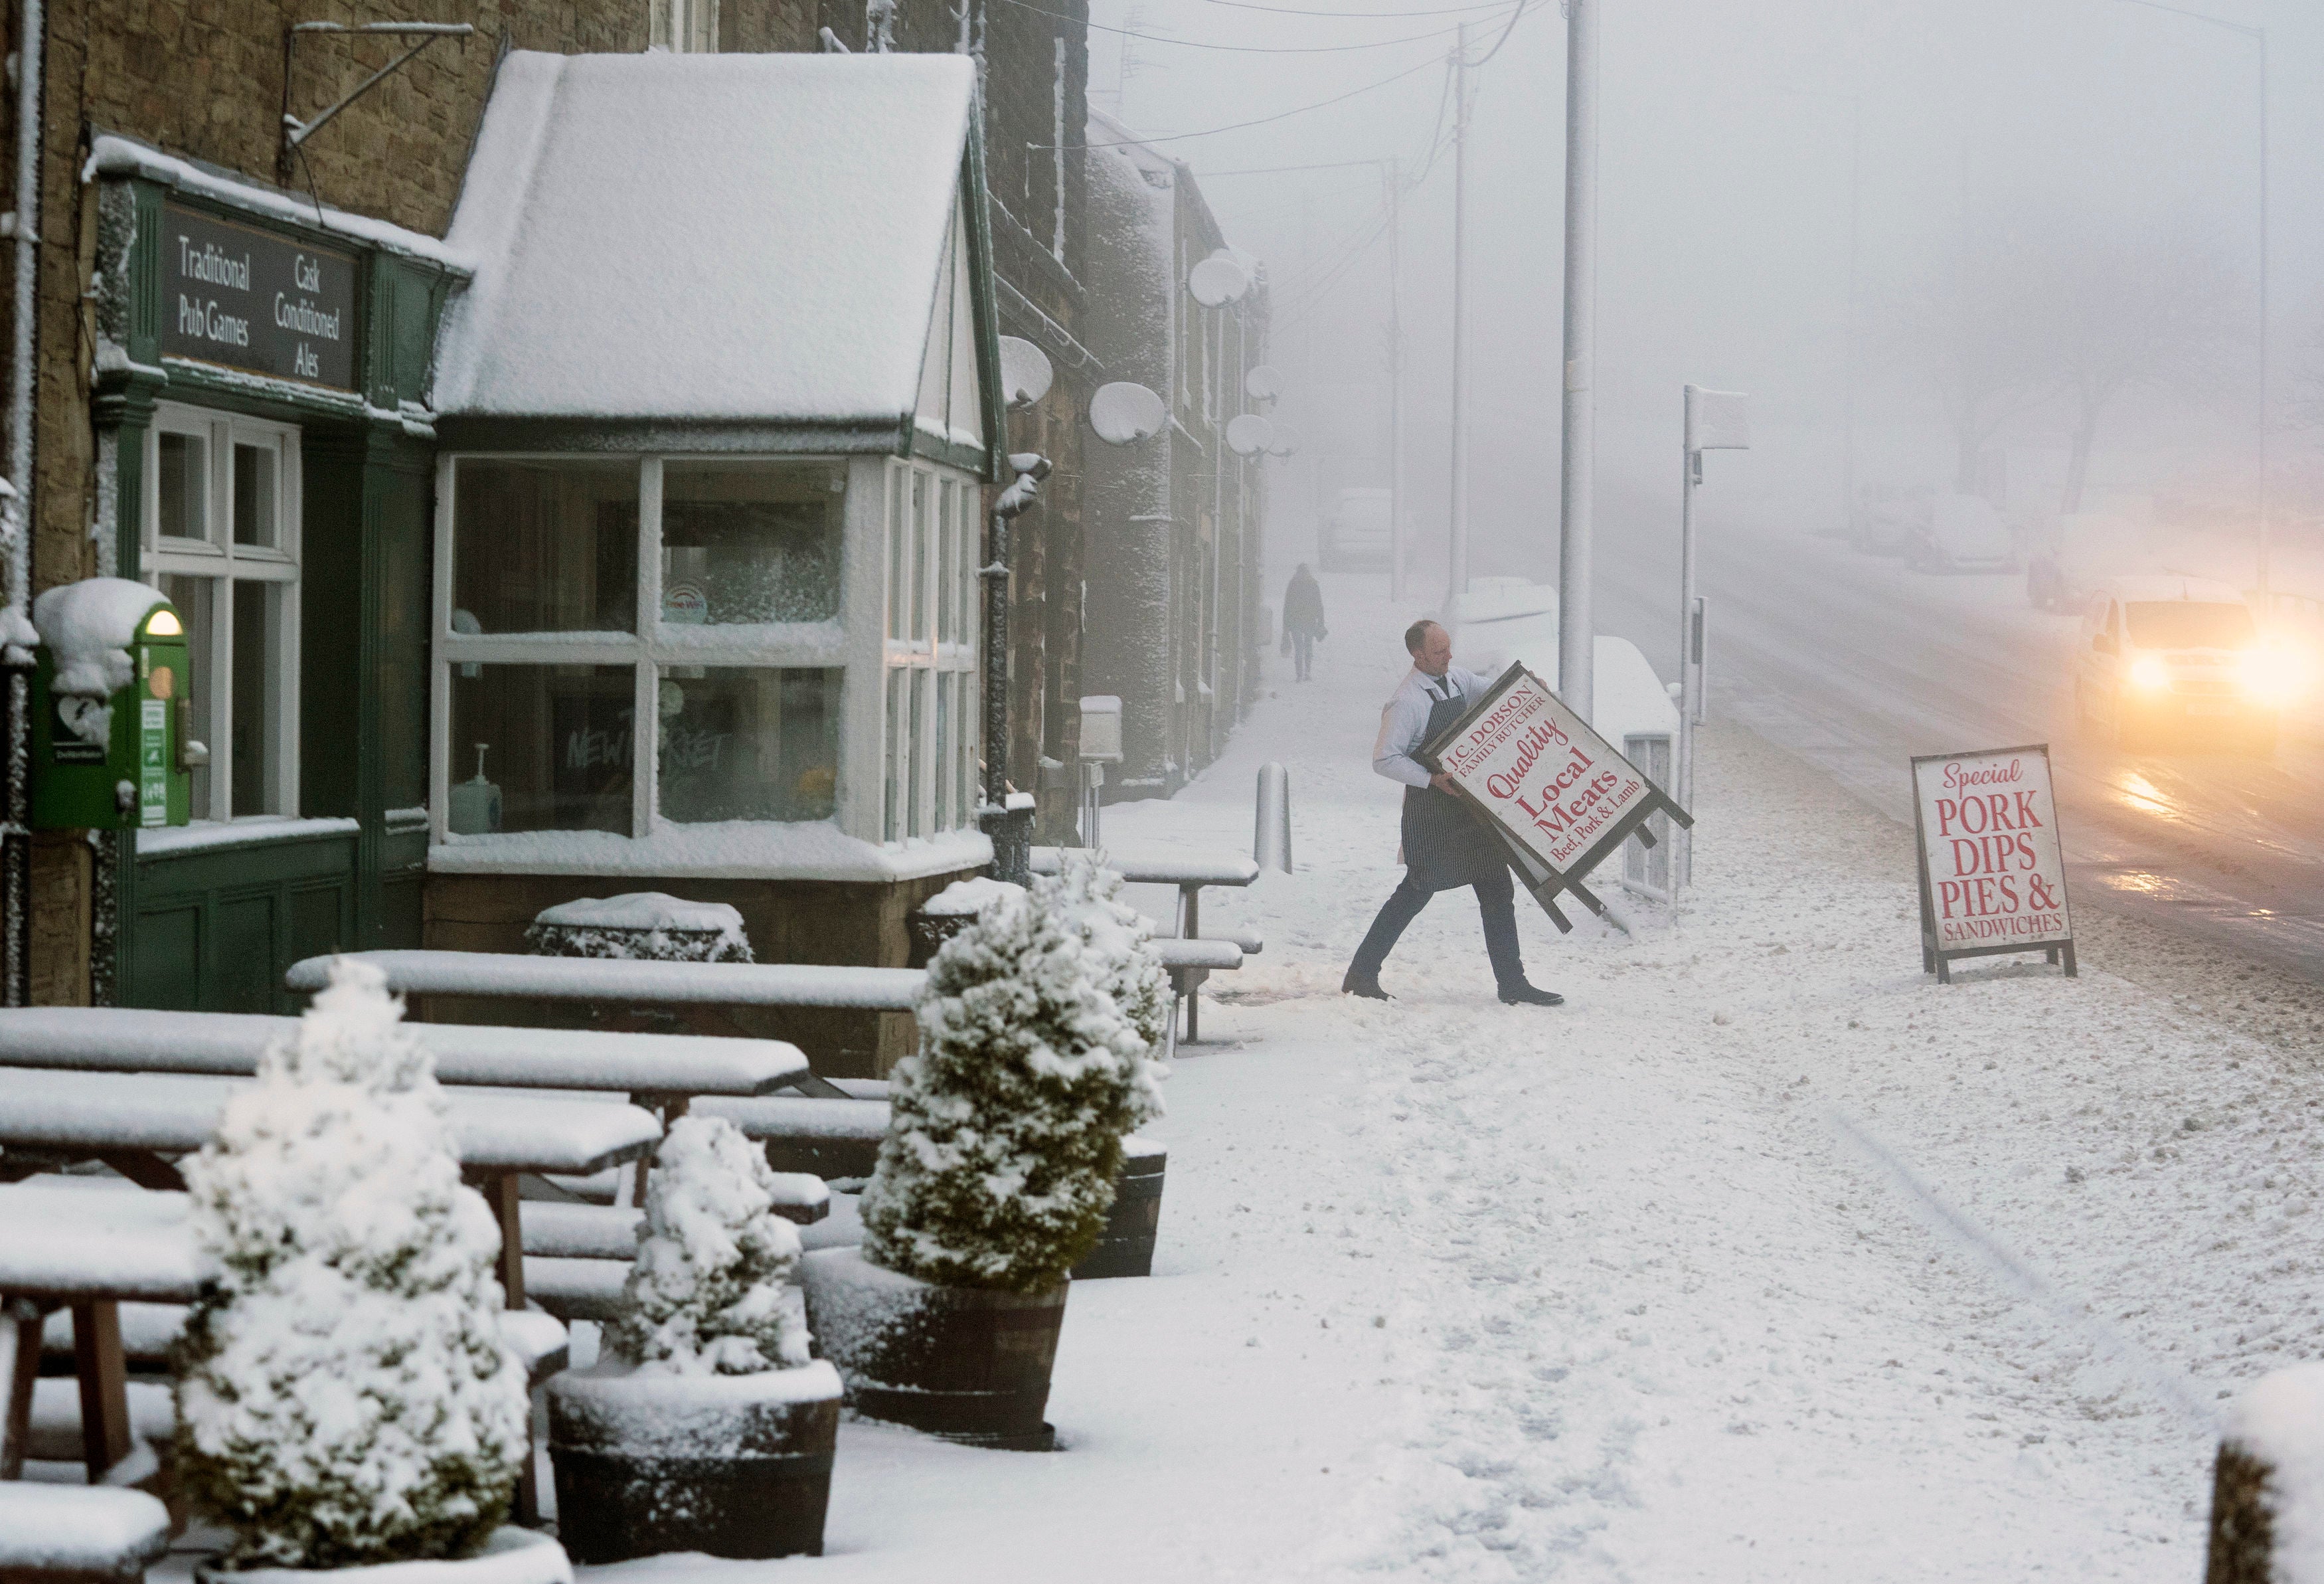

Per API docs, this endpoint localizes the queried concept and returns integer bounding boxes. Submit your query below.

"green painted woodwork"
[125,827,357,1013]
[88,170,465,1011]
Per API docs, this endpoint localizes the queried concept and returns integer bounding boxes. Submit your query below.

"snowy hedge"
[607,1114,814,1375]
[859,853,1167,1292]
[173,959,529,1569]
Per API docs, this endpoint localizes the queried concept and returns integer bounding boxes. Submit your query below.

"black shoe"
[1499,983,1564,1007]
[1342,970,1392,1000]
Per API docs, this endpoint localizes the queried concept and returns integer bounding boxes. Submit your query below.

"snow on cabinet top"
[434,51,979,424]
[33,576,165,697]
[920,875,1023,917]
[533,892,747,939]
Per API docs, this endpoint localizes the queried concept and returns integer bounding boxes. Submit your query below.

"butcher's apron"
[1400,682,1509,895]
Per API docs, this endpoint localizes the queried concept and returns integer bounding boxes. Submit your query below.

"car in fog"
[1850,484,1928,556]
[2074,576,2301,753]
[1906,494,2017,574]
[1442,579,1681,754]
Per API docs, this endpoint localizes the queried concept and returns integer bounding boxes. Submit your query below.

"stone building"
[1079,108,1270,798]
[0,0,1091,1046]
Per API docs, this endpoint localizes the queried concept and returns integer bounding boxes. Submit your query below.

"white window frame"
[143,401,302,825]
[880,460,980,845]
[434,452,980,849]
[651,0,718,52]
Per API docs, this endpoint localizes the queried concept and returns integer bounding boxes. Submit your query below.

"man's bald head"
[1406,620,1452,678]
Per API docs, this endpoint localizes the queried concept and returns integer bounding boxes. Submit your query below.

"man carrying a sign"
[1342,620,1565,1007]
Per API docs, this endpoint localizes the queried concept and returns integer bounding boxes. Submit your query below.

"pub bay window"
[438,455,977,845]
[145,402,300,823]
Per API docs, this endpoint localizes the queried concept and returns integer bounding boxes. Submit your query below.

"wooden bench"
[0,1484,173,1584]
[0,1184,199,1485]
[694,1096,891,1180]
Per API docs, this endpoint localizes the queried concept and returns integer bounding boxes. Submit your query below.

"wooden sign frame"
[1420,663,1693,932]
[1908,742,2078,984]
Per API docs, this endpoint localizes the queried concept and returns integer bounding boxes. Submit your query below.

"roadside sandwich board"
[1909,743,2077,983]
[1421,662,1693,932]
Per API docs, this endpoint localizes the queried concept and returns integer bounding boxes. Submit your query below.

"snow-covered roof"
[436,51,981,428]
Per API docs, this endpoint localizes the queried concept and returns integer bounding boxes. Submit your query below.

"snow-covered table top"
[288,950,925,1012]
[0,1069,661,1176]
[0,1007,807,1095]
[0,1182,201,1302]
[1029,846,1261,887]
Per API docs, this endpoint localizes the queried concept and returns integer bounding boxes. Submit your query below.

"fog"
[1086,0,2317,622]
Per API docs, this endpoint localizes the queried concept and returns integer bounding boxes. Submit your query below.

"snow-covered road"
[592,574,2324,1582]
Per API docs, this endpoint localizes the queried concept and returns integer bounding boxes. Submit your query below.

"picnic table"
[0,1069,657,1315]
[0,1182,566,1522]
[1031,845,1261,1040]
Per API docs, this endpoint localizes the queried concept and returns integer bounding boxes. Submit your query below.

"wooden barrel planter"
[1071,1135,1166,1280]
[546,1362,843,1562]
[801,1247,1066,1452]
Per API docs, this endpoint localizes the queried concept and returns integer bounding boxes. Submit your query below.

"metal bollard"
[2205,1364,2324,1583]
[1254,762,1292,873]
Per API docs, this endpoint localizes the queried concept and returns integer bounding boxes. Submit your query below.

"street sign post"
[1422,663,1693,932]
[1909,743,2078,984]
[1677,385,1749,893]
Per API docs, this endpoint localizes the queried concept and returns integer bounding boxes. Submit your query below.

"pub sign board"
[161,203,357,391]
[1909,743,2078,983]
[1422,662,1693,930]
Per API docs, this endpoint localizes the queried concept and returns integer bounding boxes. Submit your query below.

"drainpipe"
[979,452,1048,885]
[3,0,44,1007]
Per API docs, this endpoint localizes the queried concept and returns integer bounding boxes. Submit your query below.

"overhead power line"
[1052,50,1448,147]
[995,0,1505,50]
[1198,0,1512,15]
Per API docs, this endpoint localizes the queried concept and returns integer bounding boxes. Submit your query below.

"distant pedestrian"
[1283,564,1327,681]
[1343,619,1562,1007]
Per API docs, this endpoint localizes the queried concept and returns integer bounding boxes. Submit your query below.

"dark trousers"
[1349,865,1526,991]
[1292,632,1315,679]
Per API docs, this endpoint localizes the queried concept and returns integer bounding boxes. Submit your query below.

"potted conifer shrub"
[546,1115,842,1562]
[801,855,1166,1449]
[175,959,564,1584]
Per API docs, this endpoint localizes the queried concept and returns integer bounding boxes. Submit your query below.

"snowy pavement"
[556,575,2324,1580]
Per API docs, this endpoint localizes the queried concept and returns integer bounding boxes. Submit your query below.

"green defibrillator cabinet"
[29,581,203,830]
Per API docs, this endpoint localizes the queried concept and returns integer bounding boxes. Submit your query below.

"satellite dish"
[1244,364,1283,402]
[998,336,1054,408]
[1188,256,1249,308]
[1089,382,1167,446]
[1225,414,1274,457]
[1218,245,1262,280]
[1266,423,1301,459]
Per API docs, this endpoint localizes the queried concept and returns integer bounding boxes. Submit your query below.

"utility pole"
[1387,157,1405,601]
[1555,0,1598,721]
[1841,96,1861,540]
[1446,23,1472,607]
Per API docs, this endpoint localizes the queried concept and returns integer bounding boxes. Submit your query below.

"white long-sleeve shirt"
[1372,665,1487,789]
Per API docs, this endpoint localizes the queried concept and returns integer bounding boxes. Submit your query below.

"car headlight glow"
[2127,655,2171,691]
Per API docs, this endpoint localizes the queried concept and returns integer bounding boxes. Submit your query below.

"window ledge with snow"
[138,816,362,858]
[431,820,992,883]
